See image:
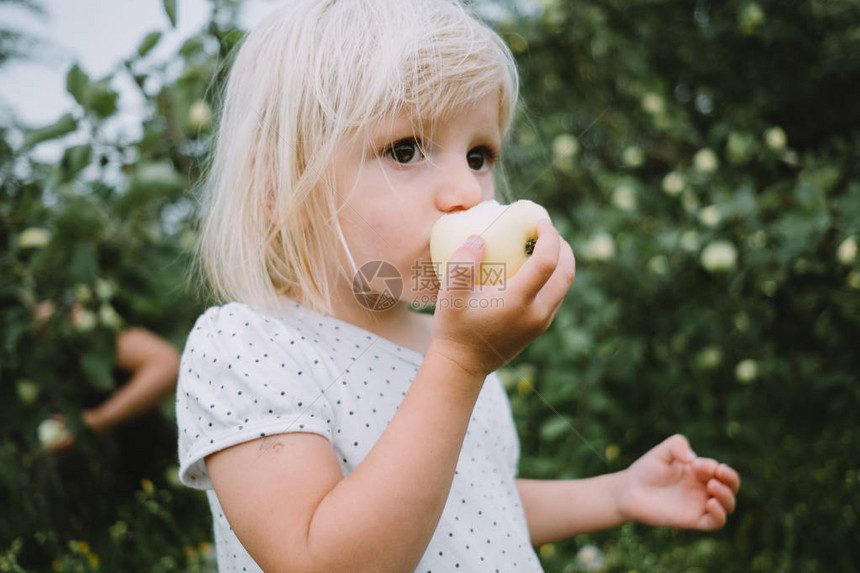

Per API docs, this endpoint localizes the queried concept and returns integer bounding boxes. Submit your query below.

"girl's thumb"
[442,234,485,287]
[463,234,485,252]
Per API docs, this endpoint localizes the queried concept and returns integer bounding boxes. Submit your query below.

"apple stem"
[525,238,537,256]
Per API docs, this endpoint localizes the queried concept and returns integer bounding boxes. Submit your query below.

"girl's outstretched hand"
[615,434,741,530]
[428,219,576,379]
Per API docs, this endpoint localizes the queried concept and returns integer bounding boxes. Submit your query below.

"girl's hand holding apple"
[428,201,576,380]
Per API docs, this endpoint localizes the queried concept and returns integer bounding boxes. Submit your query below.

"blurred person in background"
[32,300,180,490]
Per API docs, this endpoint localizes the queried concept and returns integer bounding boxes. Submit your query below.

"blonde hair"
[197,0,519,316]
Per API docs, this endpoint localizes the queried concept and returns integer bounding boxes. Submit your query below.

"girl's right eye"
[384,138,424,165]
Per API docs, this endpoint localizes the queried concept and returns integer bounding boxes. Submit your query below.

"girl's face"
[333,92,502,308]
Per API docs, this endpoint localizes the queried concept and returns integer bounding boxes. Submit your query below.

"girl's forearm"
[517,474,627,546]
[302,346,486,572]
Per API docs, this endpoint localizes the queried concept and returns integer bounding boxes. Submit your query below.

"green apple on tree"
[38,417,72,451]
[430,199,550,285]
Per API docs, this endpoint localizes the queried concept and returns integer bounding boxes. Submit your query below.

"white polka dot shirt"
[176,301,542,572]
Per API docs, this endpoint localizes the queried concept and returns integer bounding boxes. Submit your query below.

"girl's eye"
[385,138,424,165]
[467,146,499,171]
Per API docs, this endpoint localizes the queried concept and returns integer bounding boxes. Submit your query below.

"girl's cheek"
[480,170,496,193]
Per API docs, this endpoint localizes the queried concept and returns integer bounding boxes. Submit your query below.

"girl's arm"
[517,435,741,546]
[206,348,485,573]
[517,473,626,545]
[206,222,576,573]
[83,327,180,434]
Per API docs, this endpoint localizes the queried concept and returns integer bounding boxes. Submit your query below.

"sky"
[0,0,275,159]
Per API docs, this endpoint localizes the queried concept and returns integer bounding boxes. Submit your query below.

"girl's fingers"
[659,434,696,464]
[512,219,560,299]
[700,497,727,530]
[537,236,576,313]
[707,478,737,514]
[439,234,486,296]
[692,456,719,481]
[695,458,741,494]
[717,462,742,493]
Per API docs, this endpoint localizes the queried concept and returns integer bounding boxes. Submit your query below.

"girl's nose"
[434,156,484,213]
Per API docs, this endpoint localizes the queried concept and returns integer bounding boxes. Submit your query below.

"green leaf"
[81,349,114,391]
[163,0,177,28]
[179,36,204,59]
[776,211,831,259]
[137,122,165,155]
[22,113,78,148]
[86,78,119,119]
[54,197,107,242]
[69,242,98,283]
[116,162,185,215]
[727,182,758,218]
[57,144,92,182]
[66,64,90,106]
[0,128,12,162]
[519,456,559,478]
[800,165,841,195]
[137,31,162,58]
[64,63,119,120]
[835,182,860,231]
[539,416,574,442]
[128,161,185,194]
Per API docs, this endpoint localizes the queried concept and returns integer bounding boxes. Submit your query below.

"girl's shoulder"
[181,301,314,365]
[184,300,428,373]
[184,299,358,364]
[176,301,336,489]
[194,300,280,327]
[189,301,305,343]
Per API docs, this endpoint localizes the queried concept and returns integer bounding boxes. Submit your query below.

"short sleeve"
[176,303,334,489]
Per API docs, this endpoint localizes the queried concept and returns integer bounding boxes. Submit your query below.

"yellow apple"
[430,199,550,285]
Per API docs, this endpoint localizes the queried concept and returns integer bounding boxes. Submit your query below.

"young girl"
[176,1,741,571]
